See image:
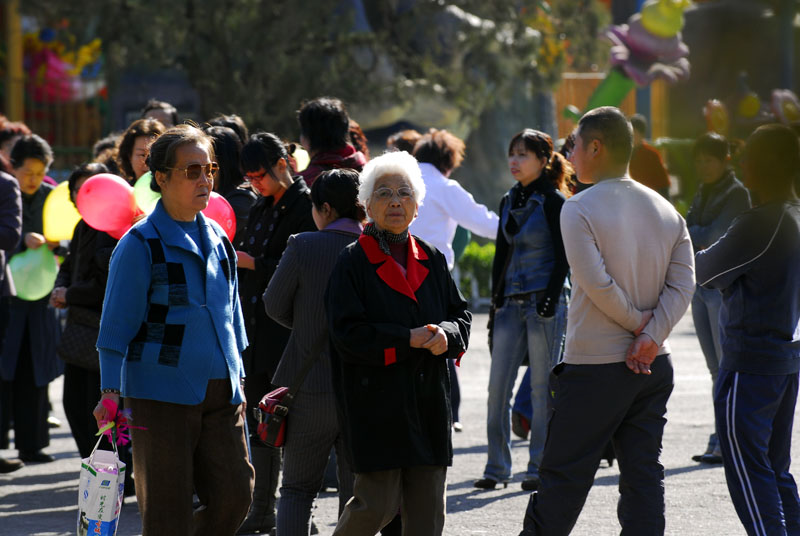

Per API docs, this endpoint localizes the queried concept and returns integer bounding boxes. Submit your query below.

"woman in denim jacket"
[476,130,572,491]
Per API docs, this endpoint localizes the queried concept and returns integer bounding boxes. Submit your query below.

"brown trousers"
[127,379,255,536]
[333,465,446,536]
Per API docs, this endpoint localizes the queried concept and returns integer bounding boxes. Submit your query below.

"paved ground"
[2,310,795,535]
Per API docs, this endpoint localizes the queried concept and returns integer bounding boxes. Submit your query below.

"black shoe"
[691,453,705,462]
[700,451,723,464]
[0,457,24,473]
[18,450,55,463]
[521,477,540,491]
[474,478,507,489]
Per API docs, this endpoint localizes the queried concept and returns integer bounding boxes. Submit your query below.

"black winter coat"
[325,234,471,473]
[0,184,62,385]
[54,220,117,312]
[238,178,315,376]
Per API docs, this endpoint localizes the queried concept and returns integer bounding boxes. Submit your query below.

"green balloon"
[9,246,58,301]
[585,68,637,112]
[134,172,161,214]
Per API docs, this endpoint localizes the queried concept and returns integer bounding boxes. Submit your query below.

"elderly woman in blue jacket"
[93,125,254,536]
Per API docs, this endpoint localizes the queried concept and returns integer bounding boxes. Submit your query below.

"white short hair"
[358,150,426,208]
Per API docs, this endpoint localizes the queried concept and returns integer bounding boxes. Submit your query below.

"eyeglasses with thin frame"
[372,186,414,201]
[244,170,269,183]
[167,162,218,181]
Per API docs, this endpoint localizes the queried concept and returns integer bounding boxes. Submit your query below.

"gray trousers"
[334,465,447,536]
[521,356,674,536]
[277,390,354,535]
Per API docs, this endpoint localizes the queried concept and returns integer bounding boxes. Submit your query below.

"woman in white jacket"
[409,129,499,432]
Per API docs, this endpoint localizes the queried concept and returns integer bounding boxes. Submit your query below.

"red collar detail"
[358,234,429,302]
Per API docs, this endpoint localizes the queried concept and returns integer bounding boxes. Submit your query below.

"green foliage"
[22,0,610,135]
[458,241,495,298]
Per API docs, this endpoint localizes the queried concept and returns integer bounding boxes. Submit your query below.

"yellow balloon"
[640,0,690,38]
[737,93,761,118]
[43,181,81,241]
[293,146,310,172]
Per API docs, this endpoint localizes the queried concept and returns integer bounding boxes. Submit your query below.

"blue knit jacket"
[97,201,248,405]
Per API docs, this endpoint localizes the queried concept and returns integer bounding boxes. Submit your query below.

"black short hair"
[241,132,289,174]
[208,114,249,146]
[9,134,53,169]
[204,126,244,196]
[297,97,350,153]
[577,107,634,166]
[693,132,729,161]
[629,113,647,135]
[744,124,800,188]
[67,162,110,206]
[311,168,366,222]
[141,99,178,126]
[92,133,122,158]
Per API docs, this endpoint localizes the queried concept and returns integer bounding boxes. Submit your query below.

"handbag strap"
[278,328,329,410]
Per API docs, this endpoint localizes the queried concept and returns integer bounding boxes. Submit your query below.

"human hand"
[24,232,46,249]
[93,392,121,429]
[410,326,435,348]
[49,287,67,309]
[421,324,448,356]
[625,334,659,375]
[634,310,653,337]
[236,251,255,270]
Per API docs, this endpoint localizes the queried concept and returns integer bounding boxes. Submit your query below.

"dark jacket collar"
[358,233,429,302]
[701,169,737,196]
[260,177,309,213]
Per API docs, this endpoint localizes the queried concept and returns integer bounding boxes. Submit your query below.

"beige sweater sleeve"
[641,224,696,346]
[560,201,643,332]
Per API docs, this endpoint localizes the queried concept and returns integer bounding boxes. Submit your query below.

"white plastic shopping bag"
[77,435,125,536]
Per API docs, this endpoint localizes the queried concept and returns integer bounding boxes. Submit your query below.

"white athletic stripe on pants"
[724,372,767,536]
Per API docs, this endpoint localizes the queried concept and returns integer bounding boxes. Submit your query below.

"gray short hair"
[358,150,426,208]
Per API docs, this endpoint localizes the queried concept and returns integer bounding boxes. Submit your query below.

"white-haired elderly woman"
[325,151,471,536]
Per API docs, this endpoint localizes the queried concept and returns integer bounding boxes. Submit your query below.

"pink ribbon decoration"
[97,398,146,446]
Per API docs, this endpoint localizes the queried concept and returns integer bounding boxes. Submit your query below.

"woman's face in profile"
[366,174,417,234]
[131,135,154,181]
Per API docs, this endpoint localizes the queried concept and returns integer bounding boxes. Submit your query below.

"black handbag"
[56,305,101,371]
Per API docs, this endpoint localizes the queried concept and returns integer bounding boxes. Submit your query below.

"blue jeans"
[513,369,533,421]
[484,292,567,481]
[692,284,723,389]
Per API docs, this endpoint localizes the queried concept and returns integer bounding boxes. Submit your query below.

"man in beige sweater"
[519,107,695,535]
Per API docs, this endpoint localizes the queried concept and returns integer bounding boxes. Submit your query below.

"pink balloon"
[76,174,138,236]
[202,192,236,242]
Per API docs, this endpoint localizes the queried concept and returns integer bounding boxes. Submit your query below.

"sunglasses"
[373,186,414,201]
[167,162,219,181]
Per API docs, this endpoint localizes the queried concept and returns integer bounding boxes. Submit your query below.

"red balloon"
[76,174,138,237]
[202,192,236,242]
